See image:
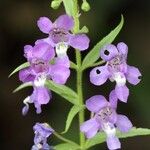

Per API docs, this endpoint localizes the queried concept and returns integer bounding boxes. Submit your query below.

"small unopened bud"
[81,0,90,12]
[51,0,62,10]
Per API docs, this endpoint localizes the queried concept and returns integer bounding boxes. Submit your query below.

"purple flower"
[32,123,54,150]
[19,42,70,115]
[90,42,142,102]
[80,91,133,150]
[36,14,90,59]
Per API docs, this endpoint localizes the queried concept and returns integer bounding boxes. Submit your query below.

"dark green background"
[0,0,150,149]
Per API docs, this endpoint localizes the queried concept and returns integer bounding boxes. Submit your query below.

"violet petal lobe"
[109,90,118,109]
[86,95,108,113]
[115,85,129,103]
[106,136,121,150]
[54,14,74,30]
[54,56,70,68]
[100,44,118,61]
[24,45,33,60]
[32,42,55,62]
[126,65,142,85]
[116,114,133,133]
[117,42,128,58]
[80,118,100,138]
[50,65,70,84]
[37,17,53,34]
[19,68,35,83]
[90,66,110,86]
[69,34,90,51]
[31,87,51,105]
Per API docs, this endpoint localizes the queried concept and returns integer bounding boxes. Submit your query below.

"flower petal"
[33,42,55,62]
[106,136,121,150]
[31,87,51,105]
[115,85,129,103]
[69,34,90,51]
[50,65,70,84]
[54,14,74,30]
[19,68,35,82]
[24,45,33,60]
[109,90,118,109]
[116,114,133,133]
[37,17,53,34]
[80,118,99,138]
[90,66,110,86]
[55,56,70,68]
[100,44,118,61]
[86,95,108,113]
[126,65,142,85]
[117,42,128,59]
[35,37,55,47]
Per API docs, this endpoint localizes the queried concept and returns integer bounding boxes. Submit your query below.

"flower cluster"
[18,14,89,149]
[80,43,141,150]
[19,14,89,115]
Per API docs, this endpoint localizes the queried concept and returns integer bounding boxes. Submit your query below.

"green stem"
[53,131,79,146]
[72,0,85,148]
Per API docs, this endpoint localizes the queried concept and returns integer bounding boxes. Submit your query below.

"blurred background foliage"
[0,0,150,149]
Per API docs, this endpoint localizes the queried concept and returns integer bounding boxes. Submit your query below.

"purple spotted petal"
[117,42,128,58]
[115,85,129,103]
[50,65,70,84]
[106,136,121,150]
[54,56,70,68]
[126,65,141,85]
[116,114,133,133]
[19,68,35,82]
[54,14,74,30]
[90,66,110,86]
[31,87,51,105]
[100,44,118,61]
[109,90,118,109]
[37,17,53,34]
[69,34,90,51]
[86,95,108,113]
[32,42,55,62]
[80,118,100,139]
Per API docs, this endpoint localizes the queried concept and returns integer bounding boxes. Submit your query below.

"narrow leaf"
[54,143,80,150]
[45,80,78,105]
[9,62,29,77]
[13,82,32,93]
[85,127,150,149]
[62,105,85,134]
[63,0,74,16]
[70,61,77,70]
[82,15,124,70]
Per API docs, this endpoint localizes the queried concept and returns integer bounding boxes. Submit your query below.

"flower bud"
[51,0,62,10]
[81,0,90,12]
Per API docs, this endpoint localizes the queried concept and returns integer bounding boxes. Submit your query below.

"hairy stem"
[72,0,85,148]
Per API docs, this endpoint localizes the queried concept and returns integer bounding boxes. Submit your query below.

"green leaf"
[54,143,80,150]
[45,80,78,105]
[85,127,150,149]
[9,62,29,77]
[13,82,32,93]
[62,105,85,134]
[63,0,74,16]
[82,15,124,70]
